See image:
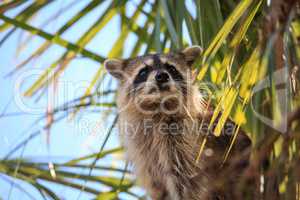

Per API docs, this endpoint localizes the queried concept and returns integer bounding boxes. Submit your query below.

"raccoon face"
[104,46,202,115]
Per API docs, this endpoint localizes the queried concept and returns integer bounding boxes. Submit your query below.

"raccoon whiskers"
[127,86,142,96]
[183,104,195,123]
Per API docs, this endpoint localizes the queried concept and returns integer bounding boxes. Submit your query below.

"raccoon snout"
[155,71,170,91]
[155,71,169,84]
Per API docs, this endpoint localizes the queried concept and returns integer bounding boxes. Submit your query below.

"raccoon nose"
[155,71,170,84]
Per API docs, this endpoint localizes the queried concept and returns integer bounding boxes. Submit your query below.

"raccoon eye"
[165,63,183,81]
[166,64,177,73]
[133,66,150,85]
[139,68,148,77]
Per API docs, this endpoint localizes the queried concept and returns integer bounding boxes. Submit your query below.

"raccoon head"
[104,46,203,116]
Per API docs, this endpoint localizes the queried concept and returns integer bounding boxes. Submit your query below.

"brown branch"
[262,0,299,69]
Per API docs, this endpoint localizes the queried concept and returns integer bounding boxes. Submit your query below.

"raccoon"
[104,46,252,200]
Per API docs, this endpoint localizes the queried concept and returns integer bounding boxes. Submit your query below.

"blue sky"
[0,1,196,199]
[0,1,132,199]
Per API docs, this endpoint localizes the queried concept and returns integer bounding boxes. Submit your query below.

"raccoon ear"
[104,59,124,79]
[181,45,202,65]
